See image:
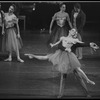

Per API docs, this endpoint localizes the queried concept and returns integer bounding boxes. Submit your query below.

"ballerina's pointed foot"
[17,58,24,63]
[4,58,12,62]
[87,80,95,85]
[57,95,63,98]
[24,54,34,59]
[87,94,91,98]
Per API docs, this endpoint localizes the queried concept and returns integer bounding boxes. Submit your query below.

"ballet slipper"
[87,94,91,98]
[17,58,24,63]
[57,94,63,98]
[4,58,12,62]
[78,57,82,60]
[29,55,34,59]
[87,80,95,85]
[24,54,34,59]
[24,54,30,56]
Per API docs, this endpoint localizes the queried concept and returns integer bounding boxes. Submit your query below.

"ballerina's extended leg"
[77,68,95,85]
[24,54,48,60]
[73,70,91,97]
[57,73,65,98]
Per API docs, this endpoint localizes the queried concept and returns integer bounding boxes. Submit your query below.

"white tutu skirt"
[48,50,81,74]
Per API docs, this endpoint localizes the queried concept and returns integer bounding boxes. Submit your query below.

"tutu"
[48,50,81,74]
[2,27,23,53]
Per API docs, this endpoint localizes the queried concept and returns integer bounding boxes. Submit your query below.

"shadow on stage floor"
[0,30,100,99]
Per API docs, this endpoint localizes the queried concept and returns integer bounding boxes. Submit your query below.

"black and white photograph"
[0,1,100,99]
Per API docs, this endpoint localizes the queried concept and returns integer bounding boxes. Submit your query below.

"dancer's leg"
[57,73,65,98]
[16,48,24,62]
[76,68,95,85]
[4,52,12,61]
[25,53,48,60]
[76,34,83,59]
[73,70,91,97]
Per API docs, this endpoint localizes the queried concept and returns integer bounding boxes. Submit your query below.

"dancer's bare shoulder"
[60,36,66,40]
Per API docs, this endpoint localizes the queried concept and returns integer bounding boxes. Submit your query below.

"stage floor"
[0,30,100,99]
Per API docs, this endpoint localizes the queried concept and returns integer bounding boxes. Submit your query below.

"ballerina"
[25,28,99,98]
[48,3,72,51]
[1,4,24,63]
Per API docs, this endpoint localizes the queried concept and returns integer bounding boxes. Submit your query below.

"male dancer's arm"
[72,42,99,53]
[58,42,98,53]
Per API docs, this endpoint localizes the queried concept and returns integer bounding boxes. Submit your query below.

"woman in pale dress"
[2,4,24,62]
[25,28,99,98]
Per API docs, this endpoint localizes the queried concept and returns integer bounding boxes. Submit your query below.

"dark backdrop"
[1,2,100,31]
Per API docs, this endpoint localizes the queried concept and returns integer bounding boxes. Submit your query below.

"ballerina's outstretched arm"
[50,36,64,47]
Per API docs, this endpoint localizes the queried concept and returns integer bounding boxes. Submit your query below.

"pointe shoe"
[24,54,33,59]
[29,55,33,59]
[4,58,12,62]
[57,95,63,98]
[87,80,95,85]
[87,94,91,98]
[17,58,24,63]
[78,57,82,60]
[24,54,30,56]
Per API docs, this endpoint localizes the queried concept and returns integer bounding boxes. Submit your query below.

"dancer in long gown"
[24,28,99,98]
[48,3,72,52]
[2,4,24,62]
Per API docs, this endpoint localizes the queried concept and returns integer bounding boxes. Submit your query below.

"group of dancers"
[0,2,99,98]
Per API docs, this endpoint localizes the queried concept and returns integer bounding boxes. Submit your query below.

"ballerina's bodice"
[61,37,78,52]
[56,17,66,27]
[4,13,18,28]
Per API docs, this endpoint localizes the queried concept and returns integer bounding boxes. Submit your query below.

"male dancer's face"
[74,7,80,12]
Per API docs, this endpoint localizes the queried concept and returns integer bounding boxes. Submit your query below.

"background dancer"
[25,28,99,98]
[0,3,4,51]
[48,3,72,52]
[71,3,86,59]
[1,4,24,62]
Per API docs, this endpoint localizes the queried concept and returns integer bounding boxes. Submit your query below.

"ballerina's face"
[60,4,66,12]
[9,6,14,13]
[69,29,77,38]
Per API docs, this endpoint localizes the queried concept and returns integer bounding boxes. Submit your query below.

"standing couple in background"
[48,2,86,59]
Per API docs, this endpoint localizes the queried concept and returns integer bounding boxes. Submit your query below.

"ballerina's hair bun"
[11,4,16,12]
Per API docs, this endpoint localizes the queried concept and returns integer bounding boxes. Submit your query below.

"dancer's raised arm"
[50,36,64,47]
